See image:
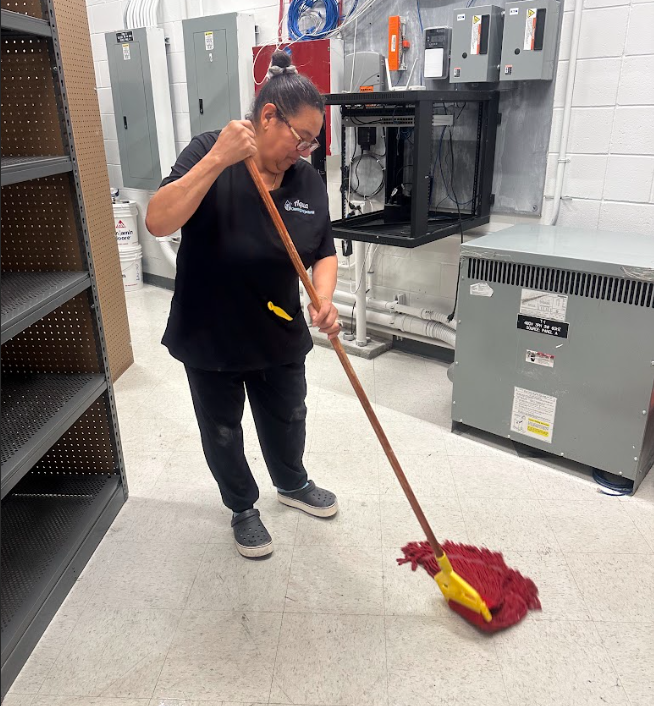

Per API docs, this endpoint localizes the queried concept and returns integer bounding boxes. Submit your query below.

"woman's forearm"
[311,254,338,300]
[145,152,226,237]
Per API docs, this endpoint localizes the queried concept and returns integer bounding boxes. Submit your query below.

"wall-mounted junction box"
[500,0,561,81]
[183,12,255,135]
[105,28,176,190]
[344,50,386,92]
[423,26,451,80]
[450,5,504,83]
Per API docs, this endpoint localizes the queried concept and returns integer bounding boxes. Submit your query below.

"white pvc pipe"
[150,0,161,26]
[368,298,456,329]
[331,288,456,331]
[301,281,313,326]
[332,301,456,349]
[159,239,177,269]
[353,241,368,347]
[549,0,584,225]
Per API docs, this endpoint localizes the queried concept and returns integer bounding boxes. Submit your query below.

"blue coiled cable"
[288,0,341,40]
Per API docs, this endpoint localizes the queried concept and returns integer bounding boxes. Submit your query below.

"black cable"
[446,127,464,324]
[393,163,414,184]
[351,152,385,198]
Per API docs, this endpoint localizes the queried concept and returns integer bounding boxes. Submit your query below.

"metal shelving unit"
[0,8,51,36]
[1,473,124,674]
[1,373,107,497]
[0,156,72,186]
[1,0,128,696]
[1,271,91,343]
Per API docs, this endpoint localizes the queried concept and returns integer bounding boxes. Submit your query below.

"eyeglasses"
[276,109,320,155]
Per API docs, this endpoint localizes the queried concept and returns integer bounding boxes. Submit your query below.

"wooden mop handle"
[245,157,444,559]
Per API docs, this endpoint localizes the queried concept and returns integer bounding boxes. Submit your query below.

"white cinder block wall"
[87,1,654,314]
[543,0,654,237]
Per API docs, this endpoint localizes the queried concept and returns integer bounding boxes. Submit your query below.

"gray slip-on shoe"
[231,508,273,558]
[277,480,338,518]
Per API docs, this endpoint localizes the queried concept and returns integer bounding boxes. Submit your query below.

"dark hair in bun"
[251,49,324,123]
[270,49,292,70]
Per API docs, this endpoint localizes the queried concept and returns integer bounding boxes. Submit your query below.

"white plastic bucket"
[113,200,139,247]
[119,243,143,292]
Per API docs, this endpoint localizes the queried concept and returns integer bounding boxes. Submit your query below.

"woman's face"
[256,102,324,173]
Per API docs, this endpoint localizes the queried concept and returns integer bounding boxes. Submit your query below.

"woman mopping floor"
[147,51,541,631]
[146,51,340,558]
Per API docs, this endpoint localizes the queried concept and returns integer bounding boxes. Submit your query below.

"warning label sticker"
[511,387,556,443]
[205,31,214,51]
[470,282,494,297]
[471,15,482,55]
[520,289,568,322]
[526,350,555,368]
[122,43,130,60]
[524,8,537,51]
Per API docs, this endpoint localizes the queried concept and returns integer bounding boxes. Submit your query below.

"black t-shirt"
[159,131,336,371]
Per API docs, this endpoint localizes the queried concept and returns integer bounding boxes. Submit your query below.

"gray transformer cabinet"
[452,225,654,492]
[105,27,176,190]
[500,0,561,81]
[183,13,255,135]
[450,5,504,83]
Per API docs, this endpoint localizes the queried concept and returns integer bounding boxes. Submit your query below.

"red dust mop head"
[398,540,541,632]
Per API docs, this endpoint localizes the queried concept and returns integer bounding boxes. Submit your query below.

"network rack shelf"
[313,90,500,248]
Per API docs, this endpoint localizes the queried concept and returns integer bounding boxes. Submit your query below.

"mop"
[245,157,540,631]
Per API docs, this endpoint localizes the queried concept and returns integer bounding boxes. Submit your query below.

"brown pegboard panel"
[31,396,117,474]
[1,175,84,272]
[1,291,101,374]
[50,0,133,381]
[0,0,45,19]
[1,35,66,158]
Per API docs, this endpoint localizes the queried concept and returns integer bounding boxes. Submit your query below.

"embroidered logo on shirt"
[284,199,315,215]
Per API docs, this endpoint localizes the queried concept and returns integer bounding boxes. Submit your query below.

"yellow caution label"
[528,9,536,17]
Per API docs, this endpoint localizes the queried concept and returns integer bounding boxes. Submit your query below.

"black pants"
[185,360,309,513]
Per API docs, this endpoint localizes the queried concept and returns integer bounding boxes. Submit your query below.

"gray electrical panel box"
[105,28,176,190]
[452,225,654,492]
[183,13,255,135]
[500,0,561,81]
[450,5,504,83]
[344,51,386,92]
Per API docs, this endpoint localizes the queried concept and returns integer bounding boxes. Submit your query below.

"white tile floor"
[6,284,654,706]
